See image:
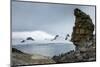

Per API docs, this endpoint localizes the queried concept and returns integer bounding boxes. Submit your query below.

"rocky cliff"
[71,8,94,48]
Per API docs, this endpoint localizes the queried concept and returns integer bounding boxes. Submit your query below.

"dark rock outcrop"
[12,48,24,54]
[51,35,59,41]
[71,8,94,48]
[65,34,70,40]
[21,40,25,43]
[20,37,34,43]
[26,37,34,41]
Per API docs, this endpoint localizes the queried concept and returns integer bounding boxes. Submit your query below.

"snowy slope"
[12,31,54,40]
[12,31,72,45]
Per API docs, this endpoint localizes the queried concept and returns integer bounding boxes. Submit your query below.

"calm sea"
[12,43,75,57]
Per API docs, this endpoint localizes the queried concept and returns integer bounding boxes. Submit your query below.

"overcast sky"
[12,1,95,36]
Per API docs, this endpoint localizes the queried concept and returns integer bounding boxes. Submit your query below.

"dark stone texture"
[26,37,34,41]
[71,8,94,48]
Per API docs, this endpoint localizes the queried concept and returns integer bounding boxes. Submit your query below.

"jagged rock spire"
[71,8,94,48]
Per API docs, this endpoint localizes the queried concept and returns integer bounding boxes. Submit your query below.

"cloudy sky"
[12,1,95,36]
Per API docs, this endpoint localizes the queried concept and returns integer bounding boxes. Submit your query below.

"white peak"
[12,31,54,41]
[30,31,54,40]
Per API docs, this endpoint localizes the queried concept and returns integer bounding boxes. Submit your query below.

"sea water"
[12,43,75,57]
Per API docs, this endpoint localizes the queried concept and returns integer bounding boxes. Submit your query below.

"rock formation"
[65,34,70,40]
[52,8,96,63]
[51,35,59,41]
[12,48,24,54]
[71,8,94,48]
[26,37,34,41]
[21,40,25,43]
[52,48,96,63]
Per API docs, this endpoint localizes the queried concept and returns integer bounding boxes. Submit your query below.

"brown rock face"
[71,8,94,48]
[52,8,96,63]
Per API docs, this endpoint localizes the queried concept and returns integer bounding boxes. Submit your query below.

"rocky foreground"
[52,46,96,63]
[11,48,55,66]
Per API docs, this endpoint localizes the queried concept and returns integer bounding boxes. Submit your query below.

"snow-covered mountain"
[12,31,72,45]
[12,31,54,41]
